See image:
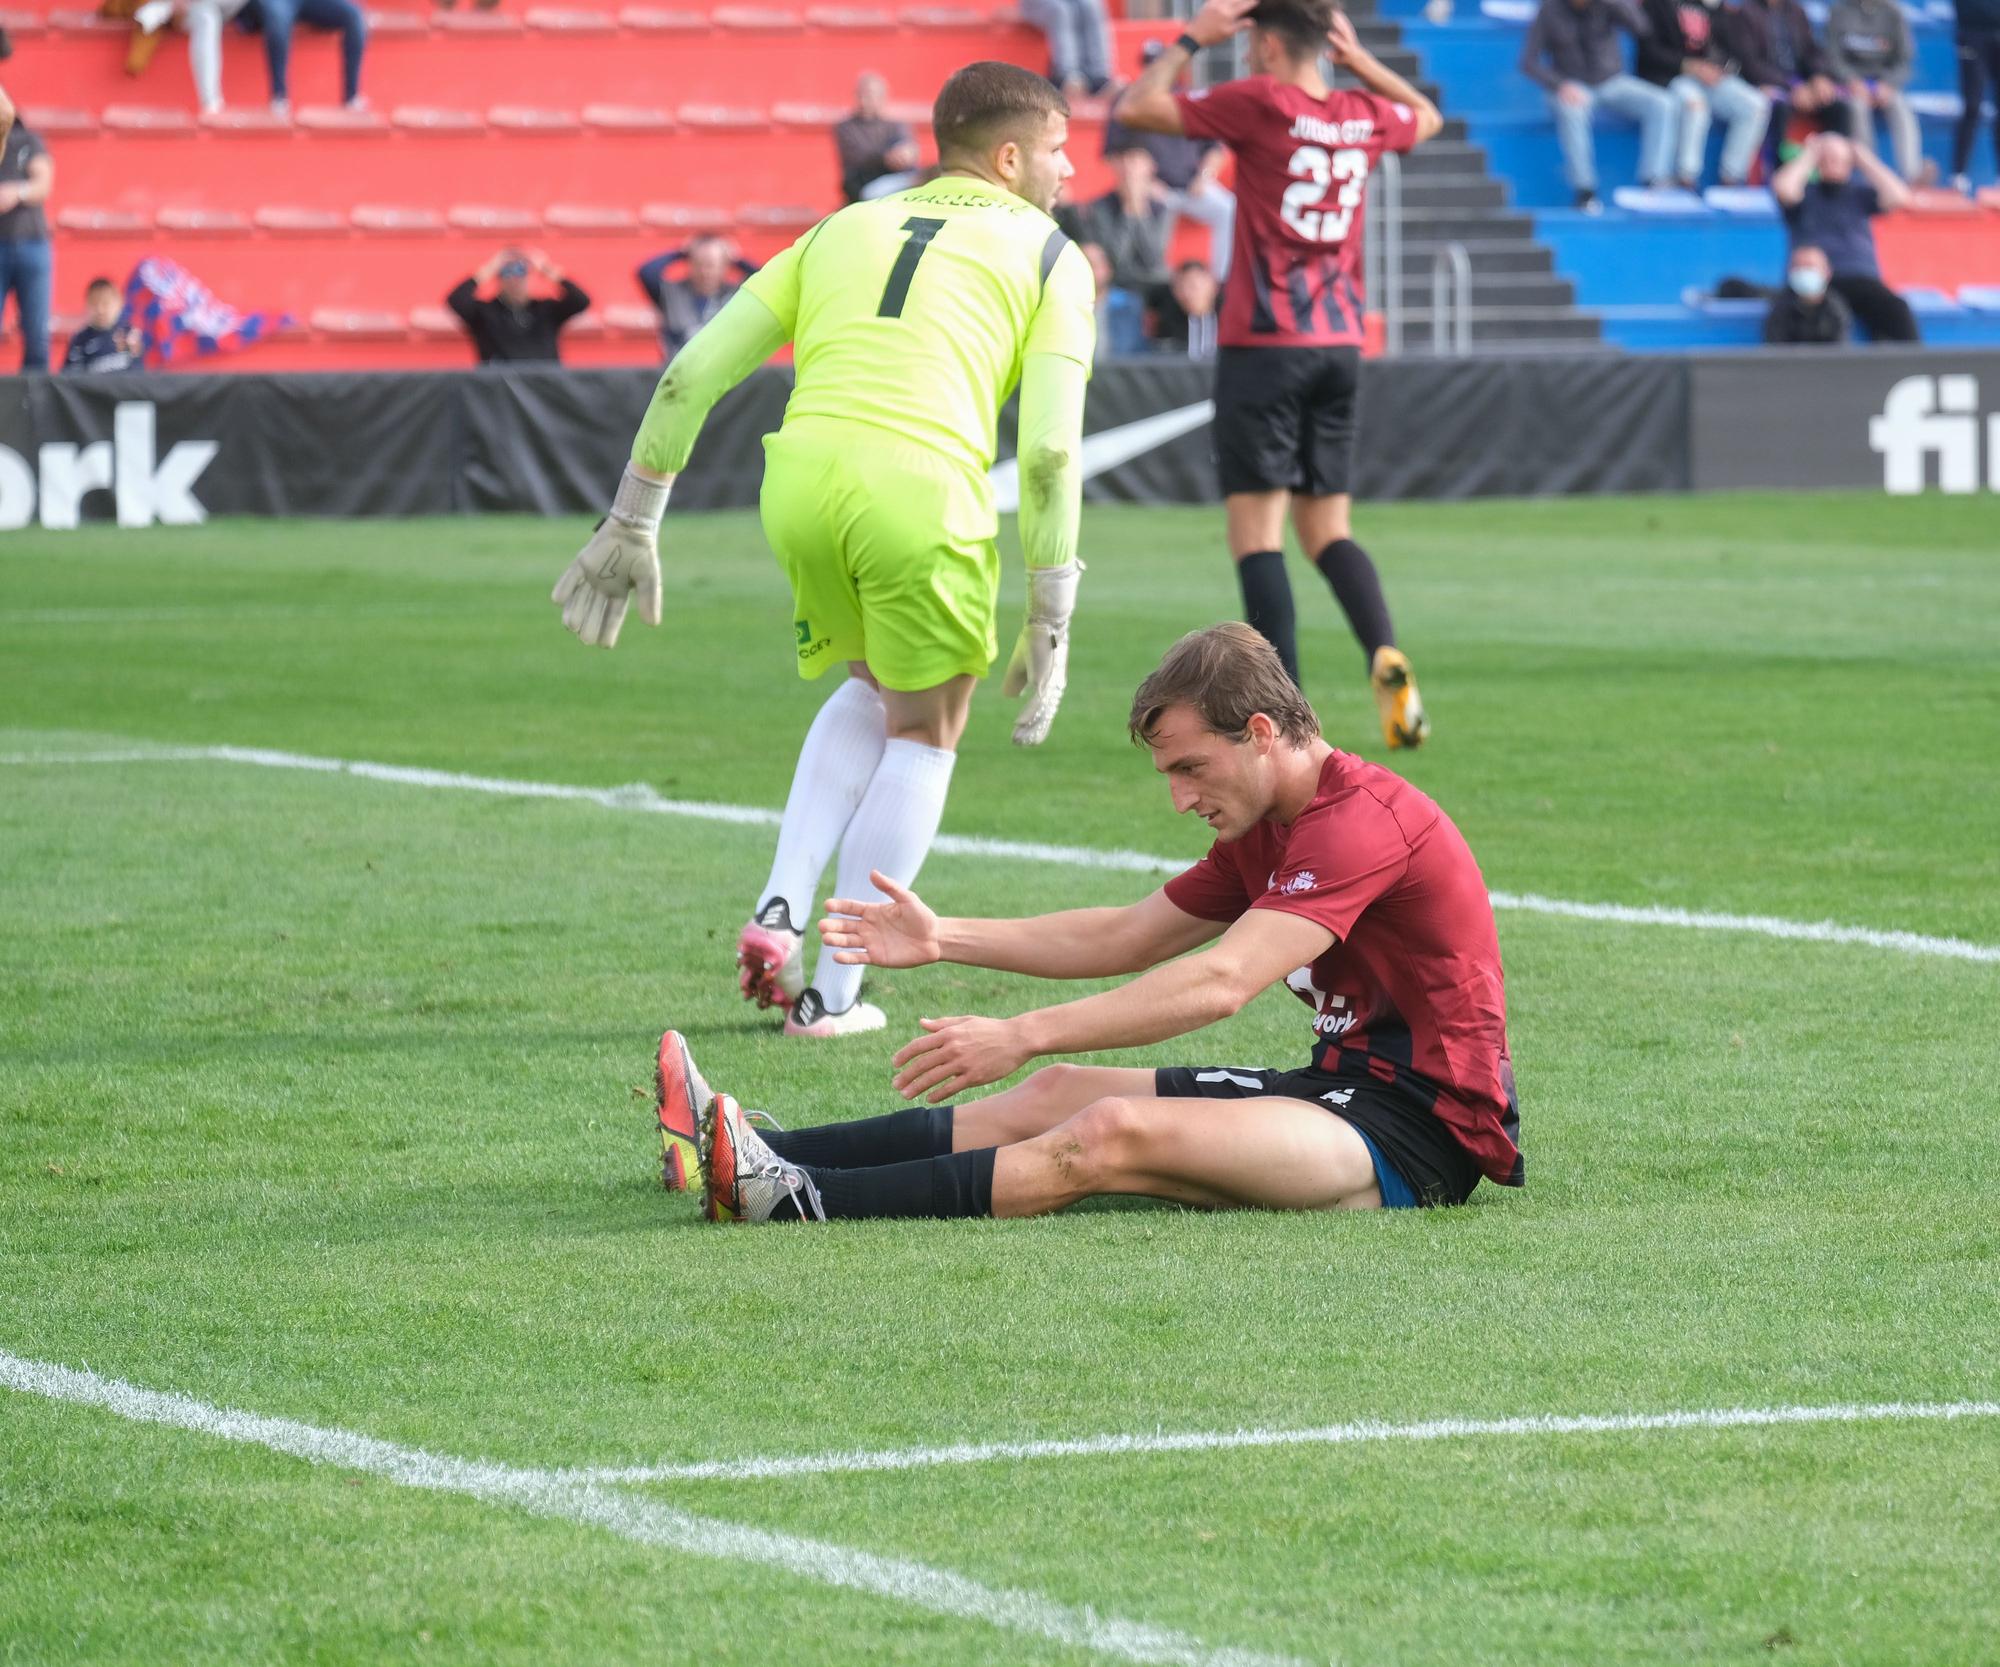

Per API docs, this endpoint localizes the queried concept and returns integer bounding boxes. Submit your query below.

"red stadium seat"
[582,104,677,131]
[602,302,662,336]
[310,307,413,337]
[1904,190,1980,217]
[904,5,986,25]
[805,5,896,25]
[714,5,802,28]
[203,107,295,134]
[297,106,393,134]
[616,5,706,29]
[409,303,465,336]
[0,11,46,38]
[490,106,582,132]
[393,106,488,133]
[524,6,618,29]
[56,207,152,235]
[772,102,846,130]
[351,204,447,233]
[102,106,199,137]
[25,108,99,136]
[448,204,545,232]
[563,310,609,337]
[641,203,736,231]
[364,10,431,35]
[678,103,769,130]
[435,8,525,31]
[1979,188,2000,214]
[547,202,641,230]
[255,205,348,234]
[741,203,819,229]
[156,206,254,236]
[47,7,122,31]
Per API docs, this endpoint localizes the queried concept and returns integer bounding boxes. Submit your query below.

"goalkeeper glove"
[1001,559,1083,747]
[550,464,669,648]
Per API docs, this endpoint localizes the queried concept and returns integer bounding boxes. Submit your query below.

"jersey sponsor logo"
[1287,966,1357,1039]
[1287,113,1378,146]
[794,618,833,661]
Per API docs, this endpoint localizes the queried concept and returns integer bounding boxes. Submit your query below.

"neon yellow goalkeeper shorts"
[758,417,1000,692]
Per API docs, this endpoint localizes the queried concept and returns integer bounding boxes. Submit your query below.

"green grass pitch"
[2,494,1997,1665]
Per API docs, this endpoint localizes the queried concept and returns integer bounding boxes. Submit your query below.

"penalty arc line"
[0,1349,1300,1667]
[558,1397,2000,1486]
[3,740,1997,965]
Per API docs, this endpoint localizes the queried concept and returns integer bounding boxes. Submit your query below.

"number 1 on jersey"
[877,216,948,318]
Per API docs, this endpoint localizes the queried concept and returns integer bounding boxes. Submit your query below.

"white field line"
[559,1398,2000,1486]
[0,1350,1298,1667]
[4,741,1998,964]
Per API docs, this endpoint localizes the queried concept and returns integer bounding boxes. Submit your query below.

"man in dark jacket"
[1634,0,1770,187]
[833,72,922,202]
[446,249,589,365]
[636,235,757,362]
[1520,0,1679,208]
[1762,243,1852,342]
[1825,0,1919,179]
[1771,130,1916,340]
[1736,0,1850,164]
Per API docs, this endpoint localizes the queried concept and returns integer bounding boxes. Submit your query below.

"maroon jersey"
[1173,76,1419,349]
[1163,750,1522,1186]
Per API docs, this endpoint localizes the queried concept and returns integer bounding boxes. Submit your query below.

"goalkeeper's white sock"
[756,677,888,934]
[813,738,957,1013]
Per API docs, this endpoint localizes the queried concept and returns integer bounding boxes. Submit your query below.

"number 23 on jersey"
[1282,146,1370,243]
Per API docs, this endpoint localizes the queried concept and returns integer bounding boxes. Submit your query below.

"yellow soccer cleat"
[1371,647,1430,751]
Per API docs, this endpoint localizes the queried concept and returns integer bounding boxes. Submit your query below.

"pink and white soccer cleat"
[736,899,805,1011]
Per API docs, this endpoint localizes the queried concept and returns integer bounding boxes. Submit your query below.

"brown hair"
[1251,0,1336,55]
[1129,623,1321,748]
[932,61,1068,167]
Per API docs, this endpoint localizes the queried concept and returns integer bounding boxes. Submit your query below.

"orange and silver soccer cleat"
[1371,647,1430,751]
[654,1029,712,1193]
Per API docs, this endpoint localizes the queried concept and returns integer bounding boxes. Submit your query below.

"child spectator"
[63,277,142,372]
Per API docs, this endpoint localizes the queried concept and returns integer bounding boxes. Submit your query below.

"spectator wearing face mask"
[1770,129,1916,340]
[1635,0,1770,188]
[1824,0,1920,180]
[1762,244,1851,342]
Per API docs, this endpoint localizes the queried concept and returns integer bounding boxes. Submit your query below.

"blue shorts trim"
[1352,1128,1419,1210]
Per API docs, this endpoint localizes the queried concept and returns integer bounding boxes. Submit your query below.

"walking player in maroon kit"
[1113,0,1442,750]
[657,624,1522,1224]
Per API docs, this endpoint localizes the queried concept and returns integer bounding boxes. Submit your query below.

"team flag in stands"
[121,257,291,367]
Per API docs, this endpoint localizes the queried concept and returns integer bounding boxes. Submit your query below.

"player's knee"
[1070,1095,1146,1163]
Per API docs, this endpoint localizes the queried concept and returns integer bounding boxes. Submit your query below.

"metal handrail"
[1430,240,1472,357]
[1366,150,1404,357]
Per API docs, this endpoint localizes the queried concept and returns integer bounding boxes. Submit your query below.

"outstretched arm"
[821,875,1224,980]
[890,906,1335,1102]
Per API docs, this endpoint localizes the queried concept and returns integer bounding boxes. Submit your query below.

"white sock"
[813,737,956,1013]
[756,678,887,933]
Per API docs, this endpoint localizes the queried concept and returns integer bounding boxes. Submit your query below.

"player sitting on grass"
[550,61,1097,1041]
[655,622,1522,1222]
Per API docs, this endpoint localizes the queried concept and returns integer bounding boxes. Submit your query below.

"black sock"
[762,1105,955,1169]
[1235,549,1300,685]
[1314,538,1395,667]
[798,1147,997,1220]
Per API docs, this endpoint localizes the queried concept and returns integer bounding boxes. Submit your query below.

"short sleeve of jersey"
[739,228,808,334]
[1163,845,1251,923]
[1249,795,1411,942]
[1360,91,1422,154]
[1172,79,1266,146]
[1023,237,1098,368]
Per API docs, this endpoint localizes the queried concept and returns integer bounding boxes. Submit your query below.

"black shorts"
[1155,1061,1482,1208]
[1212,344,1361,499]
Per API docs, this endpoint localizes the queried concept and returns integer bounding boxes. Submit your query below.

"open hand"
[1326,9,1365,67]
[820,871,941,968]
[1189,0,1256,48]
[892,1014,1031,1103]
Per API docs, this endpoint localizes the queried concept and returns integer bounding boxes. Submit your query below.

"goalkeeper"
[553,60,1096,1041]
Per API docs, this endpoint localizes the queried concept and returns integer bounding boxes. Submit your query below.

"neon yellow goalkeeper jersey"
[739,174,1098,481]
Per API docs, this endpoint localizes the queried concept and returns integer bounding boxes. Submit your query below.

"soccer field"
[3,495,1997,1666]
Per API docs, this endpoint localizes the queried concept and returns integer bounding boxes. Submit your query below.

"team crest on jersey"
[1276,870,1318,895]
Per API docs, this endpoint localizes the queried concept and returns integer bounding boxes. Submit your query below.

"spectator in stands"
[1771,130,1917,339]
[637,235,756,362]
[1824,0,1921,181]
[0,21,12,58]
[1080,239,1139,359]
[1736,0,1849,164]
[1762,243,1853,342]
[1021,0,1115,98]
[836,73,923,202]
[1151,258,1220,358]
[1102,39,1235,276]
[63,276,143,372]
[0,86,53,373]
[447,249,590,364]
[241,0,369,117]
[1072,144,1174,303]
[1635,0,1770,188]
[1950,0,2000,193]
[1520,0,1679,209]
